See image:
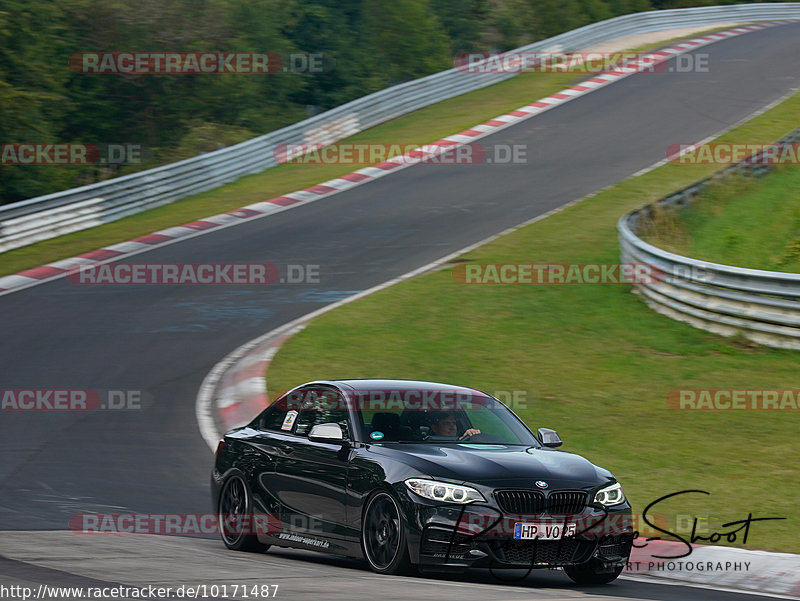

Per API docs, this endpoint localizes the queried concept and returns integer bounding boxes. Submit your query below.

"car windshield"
[350,387,539,445]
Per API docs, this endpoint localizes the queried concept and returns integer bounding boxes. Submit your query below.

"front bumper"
[402,495,634,571]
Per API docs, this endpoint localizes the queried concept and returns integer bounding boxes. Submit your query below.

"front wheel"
[564,560,623,585]
[218,474,270,552]
[361,491,413,574]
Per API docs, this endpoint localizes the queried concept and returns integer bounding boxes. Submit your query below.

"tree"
[363,0,452,85]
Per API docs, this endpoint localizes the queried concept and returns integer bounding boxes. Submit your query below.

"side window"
[294,388,351,439]
[260,396,290,432]
[259,390,305,432]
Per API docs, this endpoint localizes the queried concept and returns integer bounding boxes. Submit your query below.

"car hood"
[372,443,614,489]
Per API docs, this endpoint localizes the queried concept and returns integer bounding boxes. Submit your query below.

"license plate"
[513,522,576,540]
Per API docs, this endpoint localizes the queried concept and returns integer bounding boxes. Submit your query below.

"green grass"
[267,90,800,554]
[1,24,741,277]
[641,165,800,272]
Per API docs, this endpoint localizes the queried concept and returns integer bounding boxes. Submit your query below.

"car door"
[271,386,354,545]
[243,392,302,519]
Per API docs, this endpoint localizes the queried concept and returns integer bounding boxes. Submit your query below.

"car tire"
[361,491,413,575]
[564,560,623,585]
[218,474,270,553]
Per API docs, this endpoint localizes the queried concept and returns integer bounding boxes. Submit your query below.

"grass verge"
[2,25,742,277]
[640,165,800,272]
[267,90,800,553]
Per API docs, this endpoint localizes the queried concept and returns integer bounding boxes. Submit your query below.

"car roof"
[315,378,491,397]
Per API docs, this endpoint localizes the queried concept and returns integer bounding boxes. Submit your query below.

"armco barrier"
[618,128,800,350]
[3,4,800,252]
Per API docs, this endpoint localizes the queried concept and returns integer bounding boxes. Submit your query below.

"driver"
[429,412,480,440]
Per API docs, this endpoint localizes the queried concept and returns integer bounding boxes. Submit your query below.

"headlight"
[405,478,485,504]
[594,482,625,507]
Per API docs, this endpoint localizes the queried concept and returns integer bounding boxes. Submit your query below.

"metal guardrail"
[618,128,800,350]
[3,4,800,253]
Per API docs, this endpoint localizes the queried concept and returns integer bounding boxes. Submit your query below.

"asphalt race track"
[2,22,799,600]
[0,532,786,601]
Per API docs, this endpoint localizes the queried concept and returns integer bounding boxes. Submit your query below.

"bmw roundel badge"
[535,480,548,489]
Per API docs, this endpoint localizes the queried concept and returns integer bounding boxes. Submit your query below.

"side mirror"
[309,423,345,444]
[537,427,562,448]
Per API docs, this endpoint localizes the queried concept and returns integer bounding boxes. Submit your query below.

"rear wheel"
[218,474,270,552]
[362,491,412,574]
[564,560,623,585]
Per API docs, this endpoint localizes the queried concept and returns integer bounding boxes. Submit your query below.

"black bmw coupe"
[211,379,633,584]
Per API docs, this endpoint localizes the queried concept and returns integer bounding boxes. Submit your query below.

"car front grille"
[494,490,589,515]
[548,491,590,514]
[495,490,546,514]
[489,538,595,566]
